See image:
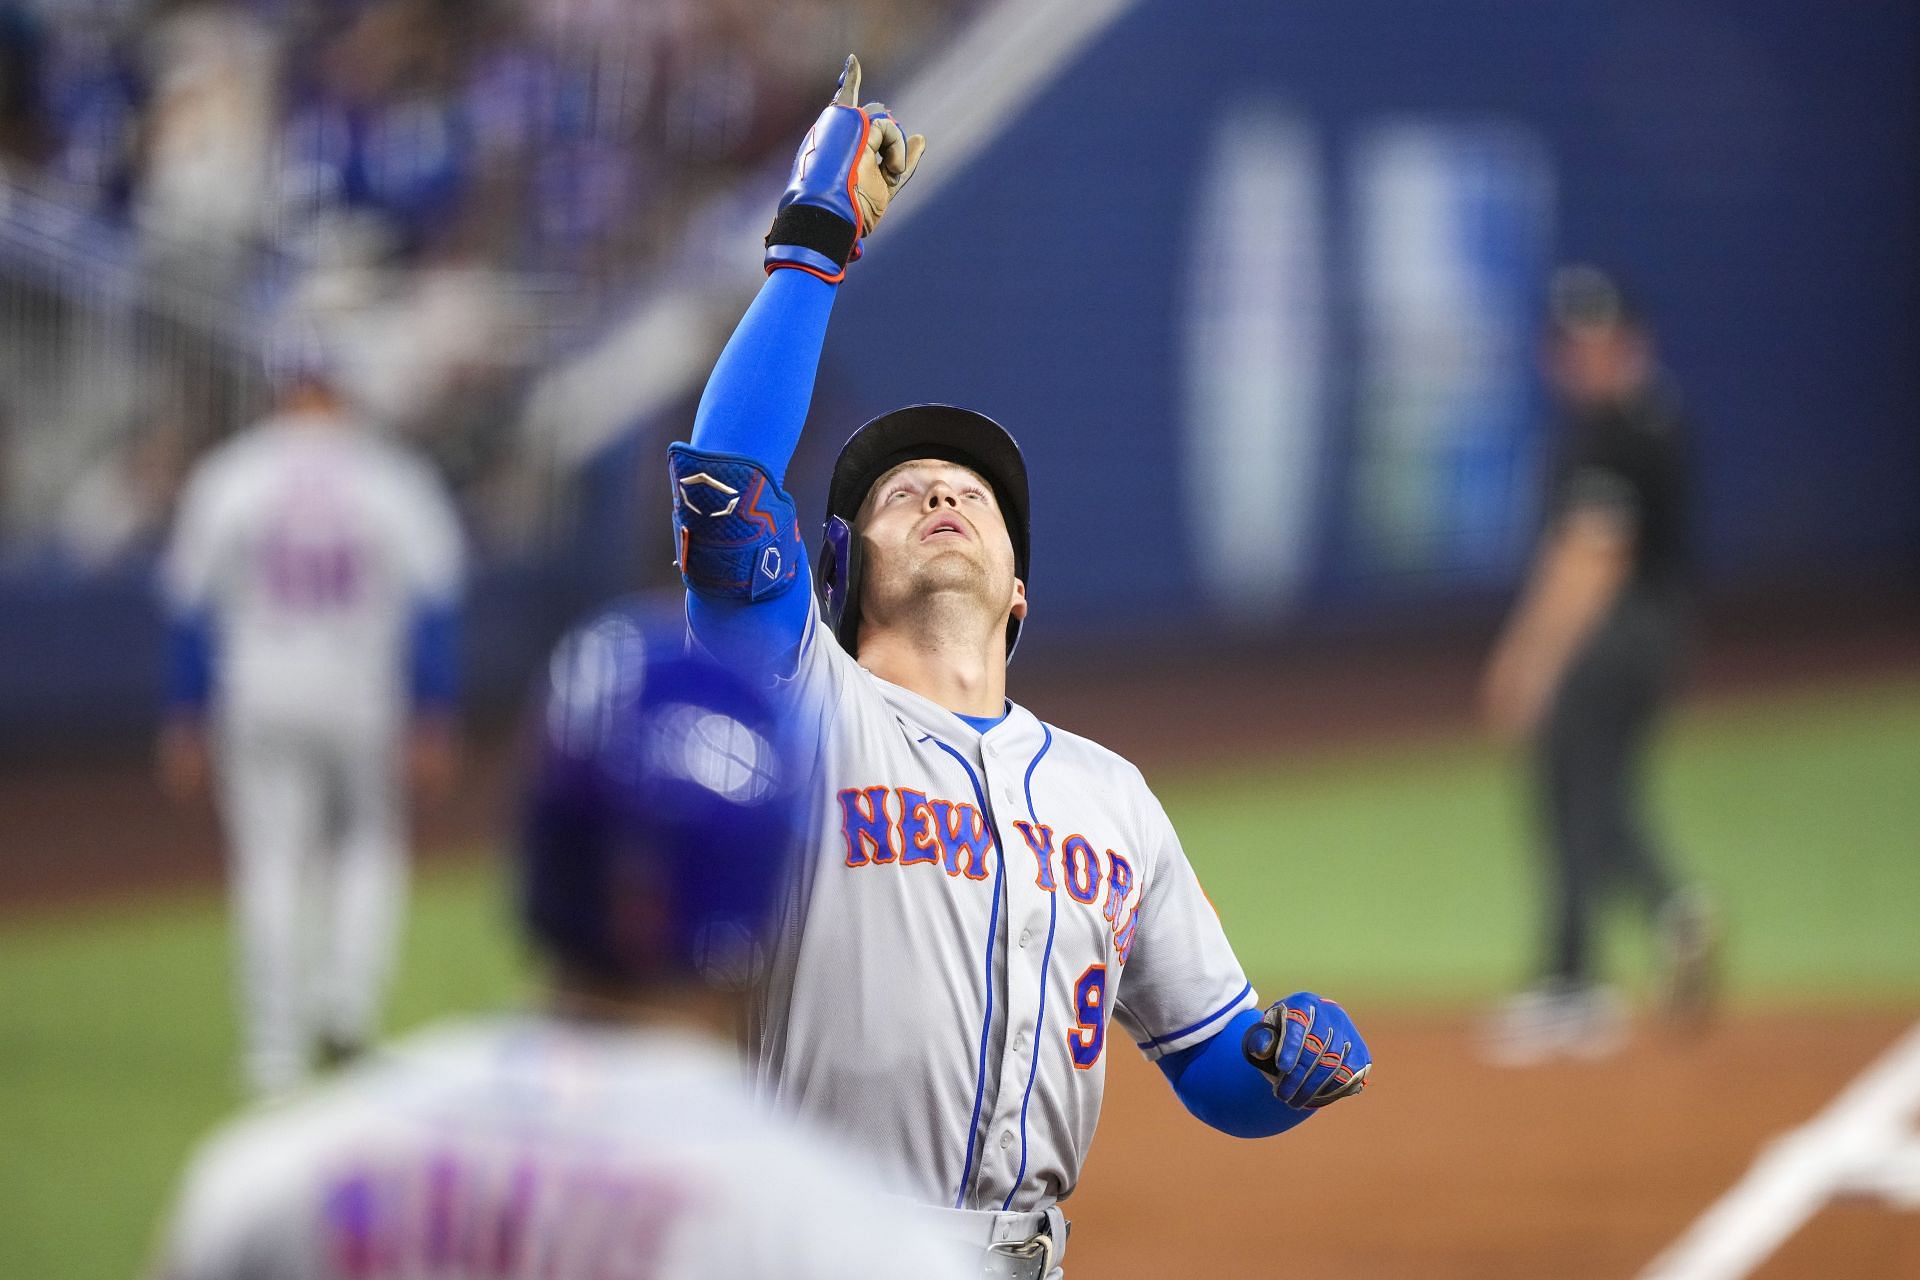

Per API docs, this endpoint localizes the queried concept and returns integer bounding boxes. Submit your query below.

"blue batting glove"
[1242,992,1373,1110]
[764,55,924,282]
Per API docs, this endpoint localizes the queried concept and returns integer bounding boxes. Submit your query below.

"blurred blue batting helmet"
[520,604,801,987]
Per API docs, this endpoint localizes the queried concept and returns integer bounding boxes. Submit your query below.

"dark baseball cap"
[826,403,1030,584]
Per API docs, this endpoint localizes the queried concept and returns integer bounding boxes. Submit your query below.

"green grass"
[1173,677,1920,1005]
[3,675,1917,1278]
[0,865,529,1279]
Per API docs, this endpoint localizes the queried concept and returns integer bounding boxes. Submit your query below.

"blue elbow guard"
[668,444,804,602]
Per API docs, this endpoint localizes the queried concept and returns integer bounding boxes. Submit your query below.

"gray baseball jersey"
[155,1017,973,1280]
[754,608,1258,1214]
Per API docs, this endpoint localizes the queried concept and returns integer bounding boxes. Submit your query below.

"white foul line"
[1639,1019,1920,1280]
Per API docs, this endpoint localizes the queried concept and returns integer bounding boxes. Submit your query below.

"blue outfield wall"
[808,0,1919,637]
[0,560,586,749]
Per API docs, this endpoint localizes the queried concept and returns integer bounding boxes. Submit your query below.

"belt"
[914,1204,1070,1280]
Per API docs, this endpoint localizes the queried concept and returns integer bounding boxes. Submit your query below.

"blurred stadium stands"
[0,0,1913,751]
[0,0,979,746]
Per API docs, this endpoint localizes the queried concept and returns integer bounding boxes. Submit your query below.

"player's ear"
[1009,577,1028,621]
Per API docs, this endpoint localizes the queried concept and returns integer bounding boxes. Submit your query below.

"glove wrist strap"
[766,204,857,272]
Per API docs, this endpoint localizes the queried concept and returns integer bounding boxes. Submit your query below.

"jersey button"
[999,1130,1014,1150]
[1014,1034,1028,1054]
[1018,930,1031,948]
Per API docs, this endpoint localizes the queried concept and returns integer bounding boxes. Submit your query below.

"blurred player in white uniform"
[158,335,465,1097]
[150,611,973,1280]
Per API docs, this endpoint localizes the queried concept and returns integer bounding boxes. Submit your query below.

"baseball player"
[668,58,1373,1275]
[158,341,464,1097]
[150,611,975,1280]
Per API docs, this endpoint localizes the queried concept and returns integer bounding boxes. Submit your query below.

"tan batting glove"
[833,56,927,239]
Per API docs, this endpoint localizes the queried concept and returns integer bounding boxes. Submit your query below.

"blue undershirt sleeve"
[409,599,461,712]
[684,270,838,671]
[1156,1008,1312,1139]
[164,610,214,714]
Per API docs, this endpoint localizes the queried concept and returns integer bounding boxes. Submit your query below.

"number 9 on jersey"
[1069,964,1107,1069]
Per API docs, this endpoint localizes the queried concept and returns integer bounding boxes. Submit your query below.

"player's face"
[855,459,1027,634]
[1549,325,1651,407]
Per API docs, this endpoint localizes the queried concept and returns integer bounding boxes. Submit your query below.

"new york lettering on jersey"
[836,787,1140,962]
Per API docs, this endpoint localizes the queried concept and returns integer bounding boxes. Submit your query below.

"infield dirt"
[1068,1009,1920,1278]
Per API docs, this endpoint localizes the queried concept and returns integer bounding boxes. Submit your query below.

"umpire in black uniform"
[1481,265,1717,1062]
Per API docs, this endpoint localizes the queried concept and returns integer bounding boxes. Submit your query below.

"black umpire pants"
[1534,592,1686,985]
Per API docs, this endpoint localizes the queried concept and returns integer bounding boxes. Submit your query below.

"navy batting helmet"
[817,404,1031,659]
[520,605,801,987]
